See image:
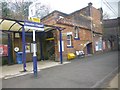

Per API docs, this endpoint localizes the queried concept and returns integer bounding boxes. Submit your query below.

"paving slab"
[107,73,119,88]
[1,60,71,79]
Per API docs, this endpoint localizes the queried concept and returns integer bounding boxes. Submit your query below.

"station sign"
[24,21,44,31]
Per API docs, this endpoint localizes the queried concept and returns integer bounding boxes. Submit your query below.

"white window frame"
[67,32,72,47]
[74,27,79,39]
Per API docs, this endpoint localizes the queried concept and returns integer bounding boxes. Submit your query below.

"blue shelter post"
[59,29,63,64]
[22,26,27,72]
[8,33,11,64]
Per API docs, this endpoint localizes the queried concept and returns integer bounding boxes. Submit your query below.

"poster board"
[0,45,8,56]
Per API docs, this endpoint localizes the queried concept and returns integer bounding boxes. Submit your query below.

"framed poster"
[0,44,8,56]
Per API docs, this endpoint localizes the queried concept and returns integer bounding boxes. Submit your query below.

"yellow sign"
[28,17,40,23]
[46,38,54,41]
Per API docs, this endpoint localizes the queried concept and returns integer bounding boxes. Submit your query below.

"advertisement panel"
[0,45,8,56]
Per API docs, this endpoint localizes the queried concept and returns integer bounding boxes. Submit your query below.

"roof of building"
[69,6,89,16]
[41,10,69,21]
[103,18,119,28]
[41,2,104,31]
[41,10,91,29]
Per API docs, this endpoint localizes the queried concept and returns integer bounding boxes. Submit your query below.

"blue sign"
[24,21,44,31]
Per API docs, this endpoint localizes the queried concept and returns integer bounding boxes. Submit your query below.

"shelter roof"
[0,18,62,32]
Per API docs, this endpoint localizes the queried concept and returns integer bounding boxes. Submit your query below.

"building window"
[74,27,80,40]
[67,32,73,48]
[67,35,72,46]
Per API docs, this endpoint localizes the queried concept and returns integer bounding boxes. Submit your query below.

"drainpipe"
[89,2,95,54]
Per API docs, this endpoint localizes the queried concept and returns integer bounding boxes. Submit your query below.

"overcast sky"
[36,0,119,19]
[9,0,119,19]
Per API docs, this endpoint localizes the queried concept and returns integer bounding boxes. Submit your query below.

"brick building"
[41,2,103,60]
[0,2,103,64]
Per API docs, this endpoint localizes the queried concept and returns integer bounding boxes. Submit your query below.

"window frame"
[66,32,73,48]
[67,34,72,46]
[74,26,80,40]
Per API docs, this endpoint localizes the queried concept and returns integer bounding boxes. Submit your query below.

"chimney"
[88,2,92,6]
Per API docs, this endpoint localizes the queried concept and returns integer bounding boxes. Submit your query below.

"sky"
[8,0,120,19]
[34,0,119,19]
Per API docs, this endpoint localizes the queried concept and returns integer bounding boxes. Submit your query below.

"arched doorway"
[86,43,92,54]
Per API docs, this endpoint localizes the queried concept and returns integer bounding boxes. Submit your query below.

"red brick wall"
[72,5,103,34]
[80,29,92,41]
[41,6,103,60]
[55,25,75,60]
[54,25,92,60]
[41,12,58,25]
[91,7,103,34]
[42,13,93,60]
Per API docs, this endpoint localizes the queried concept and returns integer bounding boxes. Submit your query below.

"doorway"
[86,43,92,54]
[39,30,55,60]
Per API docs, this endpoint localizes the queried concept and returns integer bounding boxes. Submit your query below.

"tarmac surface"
[1,51,119,88]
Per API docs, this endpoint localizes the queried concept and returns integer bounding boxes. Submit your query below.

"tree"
[9,1,33,20]
[1,2,13,18]
[34,2,50,18]
[1,0,50,20]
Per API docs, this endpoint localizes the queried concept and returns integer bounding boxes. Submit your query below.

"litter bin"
[16,52,23,64]
[67,53,75,60]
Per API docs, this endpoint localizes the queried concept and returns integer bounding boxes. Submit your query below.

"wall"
[67,4,103,54]
[41,4,103,60]
[53,24,92,60]
[41,11,93,60]
[103,18,119,51]
[91,7,103,34]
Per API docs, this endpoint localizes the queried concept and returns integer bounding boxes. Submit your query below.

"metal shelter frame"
[0,18,64,73]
